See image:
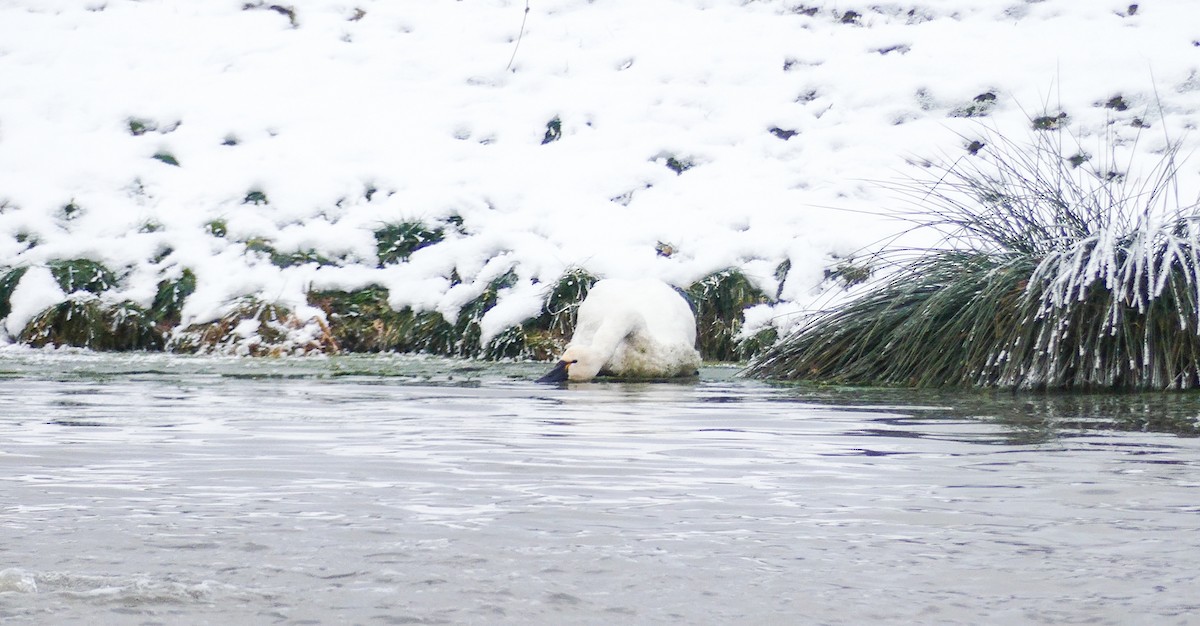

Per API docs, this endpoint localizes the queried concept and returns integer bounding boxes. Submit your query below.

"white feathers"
[552,278,701,382]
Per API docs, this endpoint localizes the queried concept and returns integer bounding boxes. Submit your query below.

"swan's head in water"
[536,346,605,383]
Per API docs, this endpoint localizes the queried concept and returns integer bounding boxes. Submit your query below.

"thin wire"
[505,1,531,72]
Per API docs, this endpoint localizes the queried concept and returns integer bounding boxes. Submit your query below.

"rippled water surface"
[1,352,1199,624]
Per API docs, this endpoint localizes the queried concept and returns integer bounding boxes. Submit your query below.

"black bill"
[536,360,570,383]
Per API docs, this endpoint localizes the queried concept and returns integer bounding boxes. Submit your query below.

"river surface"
[0,351,1198,625]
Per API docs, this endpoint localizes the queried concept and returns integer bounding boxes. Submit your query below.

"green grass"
[686,268,770,361]
[536,267,597,339]
[0,267,28,320]
[749,123,1200,390]
[452,270,518,358]
[152,151,180,166]
[149,268,196,330]
[374,221,445,265]
[662,155,694,174]
[309,286,455,354]
[241,237,334,268]
[49,259,118,294]
[479,268,601,361]
[205,219,228,237]
[308,268,601,361]
[243,190,269,205]
[20,296,163,351]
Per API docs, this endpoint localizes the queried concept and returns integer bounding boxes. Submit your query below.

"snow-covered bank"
[1,0,1198,354]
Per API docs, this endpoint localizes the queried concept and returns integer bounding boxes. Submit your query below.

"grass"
[206,219,228,237]
[169,296,337,356]
[749,123,1200,390]
[0,267,28,320]
[491,267,600,361]
[241,237,334,268]
[452,269,518,358]
[49,259,118,294]
[308,267,601,360]
[20,295,163,351]
[542,116,563,144]
[309,286,456,354]
[243,190,269,205]
[686,268,770,361]
[374,221,445,265]
[152,151,180,166]
[535,267,597,339]
[149,268,196,330]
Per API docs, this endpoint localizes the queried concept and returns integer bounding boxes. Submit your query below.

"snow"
[1,0,1199,344]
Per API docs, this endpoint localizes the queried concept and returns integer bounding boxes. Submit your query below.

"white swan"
[537,278,702,382]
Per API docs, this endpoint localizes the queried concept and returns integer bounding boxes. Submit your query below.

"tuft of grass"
[769,127,799,140]
[823,256,872,287]
[128,117,154,136]
[0,267,29,320]
[239,237,332,268]
[49,259,118,294]
[950,92,998,118]
[15,231,39,248]
[510,267,601,360]
[687,269,770,361]
[309,286,395,352]
[374,221,445,265]
[242,2,299,27]
[169,297,337,356]
[127,117,179,136]
[206,219,228,237]
[149,268,196,330]
[1032,112,1069,131]
[661,155,695,175]
[540,267,598,337]
[453,270,519,358]
[243,190,269,205]
[60,202,83,221]
[308,286,455,353]
[542,116,563,144]
[270,249,333,268]
[749,252,1034,386]
[152,151,180,166]
[750,123,1200,390]
[20,295,163,351]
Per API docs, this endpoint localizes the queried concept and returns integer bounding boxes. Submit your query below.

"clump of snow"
[1,0,1198,347]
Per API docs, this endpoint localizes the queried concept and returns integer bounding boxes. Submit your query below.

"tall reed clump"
[749,125,1200,390]
[686,269,769,361]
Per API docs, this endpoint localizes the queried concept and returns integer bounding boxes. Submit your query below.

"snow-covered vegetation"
[1,1,1198,361]
[749,127,1200,389]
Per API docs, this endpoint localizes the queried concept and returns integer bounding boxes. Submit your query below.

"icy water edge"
[0,352,1198,625]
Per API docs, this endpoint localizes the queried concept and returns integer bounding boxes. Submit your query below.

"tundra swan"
[537,278,702,382]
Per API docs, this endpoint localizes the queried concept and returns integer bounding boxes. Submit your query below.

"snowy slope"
[1,0,1198,346]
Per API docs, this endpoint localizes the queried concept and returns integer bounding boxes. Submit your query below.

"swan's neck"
[565,312,645,380]
[587,311,644,360]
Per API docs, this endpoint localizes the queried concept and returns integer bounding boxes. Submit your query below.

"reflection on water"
[0,351,1198,624]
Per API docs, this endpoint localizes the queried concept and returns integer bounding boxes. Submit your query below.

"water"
[1,351,1198,625]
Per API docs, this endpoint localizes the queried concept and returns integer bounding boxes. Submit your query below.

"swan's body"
[538,278,702,382]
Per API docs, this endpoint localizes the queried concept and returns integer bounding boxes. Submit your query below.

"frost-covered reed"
[749,127,1200,390]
